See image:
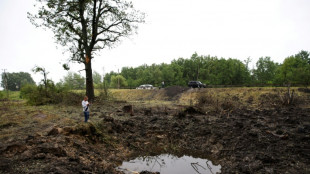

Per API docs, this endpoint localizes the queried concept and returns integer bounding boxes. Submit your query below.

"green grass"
[0,90,22,100]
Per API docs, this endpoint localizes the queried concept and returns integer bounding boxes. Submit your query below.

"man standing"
[82,96,90,122]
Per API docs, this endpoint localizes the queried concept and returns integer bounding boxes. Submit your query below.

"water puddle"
[117,154,221,174]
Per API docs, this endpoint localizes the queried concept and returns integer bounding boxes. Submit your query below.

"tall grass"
[0,90,22,100]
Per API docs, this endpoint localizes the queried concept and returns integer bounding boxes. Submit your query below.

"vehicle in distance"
[188,81,206,88]
[136,84,154,89]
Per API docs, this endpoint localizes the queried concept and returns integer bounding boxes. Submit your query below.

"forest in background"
[104,50,310,88]
[1,50,310,92]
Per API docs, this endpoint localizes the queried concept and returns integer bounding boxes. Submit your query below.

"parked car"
[188,81,206,88]
[136,84,154,89]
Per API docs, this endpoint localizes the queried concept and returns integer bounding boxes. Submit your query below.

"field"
[0,87,309,173]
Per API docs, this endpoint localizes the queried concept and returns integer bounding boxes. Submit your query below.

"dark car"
[188,81,206,88]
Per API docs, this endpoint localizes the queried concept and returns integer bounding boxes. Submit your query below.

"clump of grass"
[196,91,216,106]
[0,91,22,100]
[196,91,237,113]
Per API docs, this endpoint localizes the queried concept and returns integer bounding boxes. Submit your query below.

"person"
[161,81,165,88]
[82,96,90,122]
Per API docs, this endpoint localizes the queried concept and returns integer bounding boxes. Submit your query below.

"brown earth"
[0,87,309,174]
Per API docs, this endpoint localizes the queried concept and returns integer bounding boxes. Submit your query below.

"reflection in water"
[116,154,221,174]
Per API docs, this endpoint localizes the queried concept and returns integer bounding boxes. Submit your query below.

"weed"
[196,92,215,106]
[278,87,295,106]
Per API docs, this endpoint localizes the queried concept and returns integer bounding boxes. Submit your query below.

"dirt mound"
[164,86,190,99]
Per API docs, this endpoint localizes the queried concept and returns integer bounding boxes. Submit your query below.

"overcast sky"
[1,0,310,86]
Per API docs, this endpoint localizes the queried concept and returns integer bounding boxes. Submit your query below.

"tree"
[29,0,145,101]
[253,57,278,84]
[295,50,310,64]
[110,75,127,88]
[1,72,35,91]
[62,72,85,89]
[32,66,50,91]
[279,52,310,86]
[92,71,102,86]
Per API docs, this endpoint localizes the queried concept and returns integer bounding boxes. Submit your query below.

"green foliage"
[253,57,279,84]
[20,82,84,106]
[61,72,85,90]
[104,53,252,87]
[93,71,102,89]
[278,51,310,86]
[20,84,38,101]
[296,50,310,64]
[20,83,60,105]
[62,63,70,70]
[0,91,4,99]
[110,75,128,88]
[104,51,309,87]
[0,91,21,100]
[32,65,50,90]
[1,72,35,91]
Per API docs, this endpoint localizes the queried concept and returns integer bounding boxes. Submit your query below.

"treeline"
[1,72,35,91]
[104,50,310,88]
[1,50,309,92]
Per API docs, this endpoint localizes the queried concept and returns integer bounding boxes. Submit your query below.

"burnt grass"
[0,87,310,174]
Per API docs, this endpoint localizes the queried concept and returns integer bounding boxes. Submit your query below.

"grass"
[0,87,309,144]
[0,101,82,141]
[0,90,22,100]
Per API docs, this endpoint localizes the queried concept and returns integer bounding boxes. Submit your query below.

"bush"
[20,84,37,99]
[62,92,85,106]
[20,84,42,105]
[0,91,4,99]
[20,83,84,106]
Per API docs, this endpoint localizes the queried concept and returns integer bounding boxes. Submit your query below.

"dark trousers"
[84,111,89,122]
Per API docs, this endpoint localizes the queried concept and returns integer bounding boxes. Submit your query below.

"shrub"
[20,83,83,105]
[62,92,84,106]
[0,91,4,99]
[20,84,42,105]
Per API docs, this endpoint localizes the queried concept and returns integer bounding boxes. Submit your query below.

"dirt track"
[0,87,310,173]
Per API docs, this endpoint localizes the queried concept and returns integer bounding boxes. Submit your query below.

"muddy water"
[117,154,221,174]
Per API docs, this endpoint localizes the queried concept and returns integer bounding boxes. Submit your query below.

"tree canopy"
[1,72,35,91]
[28,0,145,100]
[104,50,310,88]
[60,72,86,90]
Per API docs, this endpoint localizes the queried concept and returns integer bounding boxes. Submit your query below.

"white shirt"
[82,100,90,112]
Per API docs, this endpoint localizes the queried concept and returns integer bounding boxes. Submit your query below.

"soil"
[163,86,190,99]
[0,87,309,174]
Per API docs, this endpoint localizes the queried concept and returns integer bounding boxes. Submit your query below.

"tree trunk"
[85,54,95,102]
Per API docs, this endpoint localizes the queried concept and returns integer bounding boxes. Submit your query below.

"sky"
[0,0,310,87]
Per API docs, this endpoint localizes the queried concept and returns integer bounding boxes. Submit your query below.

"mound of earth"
[163,86,190,100]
